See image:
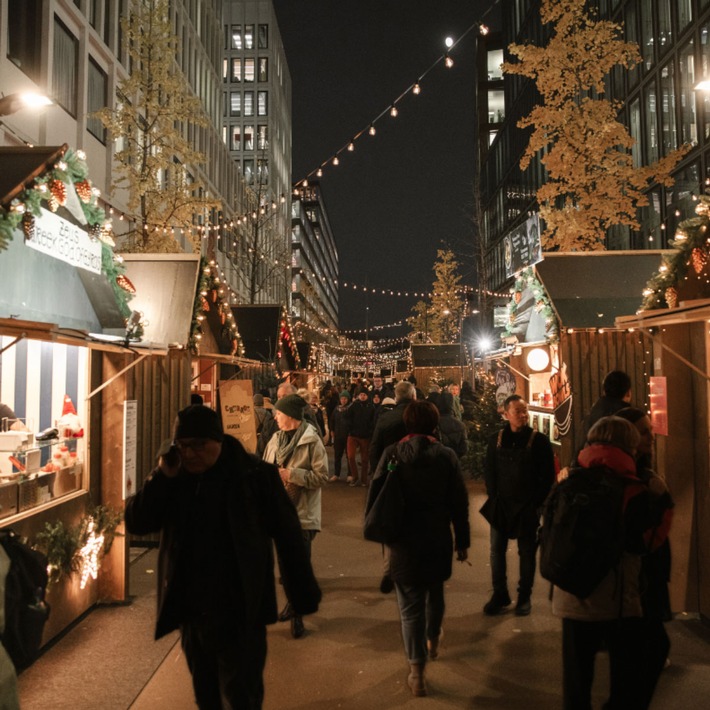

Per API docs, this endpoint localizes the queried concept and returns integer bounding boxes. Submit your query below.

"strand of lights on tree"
[291,5,497,187]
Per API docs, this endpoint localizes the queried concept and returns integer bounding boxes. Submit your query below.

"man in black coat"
[482,395,554,617]
[125,405,321,709]
[369,380,416,472]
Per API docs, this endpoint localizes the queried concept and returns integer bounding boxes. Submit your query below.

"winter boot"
[407,663,427,697]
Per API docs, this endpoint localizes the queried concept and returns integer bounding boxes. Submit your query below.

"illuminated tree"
[503,0,689,251]
[97,0,218,252]
[407,249,464,344]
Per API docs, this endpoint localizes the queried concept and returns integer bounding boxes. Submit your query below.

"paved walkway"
[17,475,710,709]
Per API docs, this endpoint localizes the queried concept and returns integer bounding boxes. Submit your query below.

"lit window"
[257,91,268,116]
[258,24,268,49]
[244,58,255,82]
[244,91,254,116]
[245,24,254,49]
[230,92,241,116]
[231,24,242,50]
[231,125,241,151]
[258,58,268,82]
[231,58,241,82]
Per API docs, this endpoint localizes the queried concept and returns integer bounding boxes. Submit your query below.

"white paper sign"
[25,208,102,273]
[123,400,138,499]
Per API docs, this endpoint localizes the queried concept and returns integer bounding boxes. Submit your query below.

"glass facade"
[479,0,710,293]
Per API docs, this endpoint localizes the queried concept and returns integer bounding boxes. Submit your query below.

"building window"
[679,39,697,146]
[231,25,242,50]
[629,97,641,169]
[660,61,678,154]
[231,58,241,82]
[244,24,254,50]
[625,1,639,89]
[258,58,268,82]
[644,83,658,163]
[87,58,107,142]
[258,24,268,49]
[8,0,42,81]
[244,125,254,150]
[639,0,654,72]
[678,0,693,30]
[222,58,228,82]
[53,17,79,116]
[657,0,672,56]
[230,92,241,116]
[243,158,254,184]
[487,90,504,123]
[244,91,254,116]
[257,91,268,116]
[231,125,241,151]
[257,158,269,184]
[702,24,710,140]
[244,58,255,82]
[257,124,268,150]
[486,49,503,81]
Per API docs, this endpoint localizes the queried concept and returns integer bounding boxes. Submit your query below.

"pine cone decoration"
[75,179,93,203]
[49,179,67,206]
[665,287,678,309]
[22,213,35,240]
[691,247,708,274]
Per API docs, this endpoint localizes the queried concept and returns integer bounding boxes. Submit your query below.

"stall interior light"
[526,347,550,372]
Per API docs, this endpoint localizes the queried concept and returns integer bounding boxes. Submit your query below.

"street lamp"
[0,91,53,117]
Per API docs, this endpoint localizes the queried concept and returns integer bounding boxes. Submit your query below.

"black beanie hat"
[173,405,224,442]
[274,394,307,420]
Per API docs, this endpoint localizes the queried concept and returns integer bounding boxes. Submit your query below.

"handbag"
[363,454,405,543]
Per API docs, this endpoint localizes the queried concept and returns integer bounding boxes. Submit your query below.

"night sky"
[272,0,500,335]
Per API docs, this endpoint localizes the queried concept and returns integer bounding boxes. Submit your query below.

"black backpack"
[538,466,628,599]
[0,529,50,670]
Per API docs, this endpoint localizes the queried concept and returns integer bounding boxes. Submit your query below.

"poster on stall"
[649,376,668,436]
[219,380,257,453]
[504,213,543,279]
[123,400,138,499]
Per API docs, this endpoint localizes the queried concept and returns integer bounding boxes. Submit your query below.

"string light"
[390,105,398,118]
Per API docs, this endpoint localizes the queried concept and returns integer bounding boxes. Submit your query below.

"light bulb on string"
[333,155,340,166]
[413,83,421,95]
[348,142,355,152]
[390,105,398,118]
[369,124,376,136]
[445,54,454,68]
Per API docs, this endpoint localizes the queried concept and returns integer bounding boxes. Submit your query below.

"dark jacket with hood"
[436,392,468,459]
[125,435,321,639]
[366,435,470,585]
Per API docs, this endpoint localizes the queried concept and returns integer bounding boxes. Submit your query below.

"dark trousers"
[490,523,538,598]
[562,616,668,710]
[180,616,267,710]
[333,435,348,477]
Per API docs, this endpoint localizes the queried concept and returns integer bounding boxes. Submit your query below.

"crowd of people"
[125,368,673,709]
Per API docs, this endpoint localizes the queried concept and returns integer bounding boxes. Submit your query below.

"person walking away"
[125,405,321,709]
[366,400,469,697]
[345,387,375,486]
[482,395,555,616]
[369,381,416,473]
[262,394,329,638]
[324,384,340,445]
[436,391,468,459]
[329,391,352,482]
[552,416,671,710]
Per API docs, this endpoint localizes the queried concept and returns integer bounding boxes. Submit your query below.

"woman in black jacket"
[366,400,470,697]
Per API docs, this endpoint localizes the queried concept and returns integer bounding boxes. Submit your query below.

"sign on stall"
[219,380,257,453]
[123,400,138,499]
[25,208,102,274]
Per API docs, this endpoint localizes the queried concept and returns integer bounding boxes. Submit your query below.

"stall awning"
[616,298,710,330]
[231,305,281,361]
[0,145,66,205]
[535,251,670,328]
[119,254,201,347]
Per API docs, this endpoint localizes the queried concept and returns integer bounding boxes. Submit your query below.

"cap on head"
[174,405,224,442]
[253,393,264,407]
[339,390,351,400]
[274,394,307,420]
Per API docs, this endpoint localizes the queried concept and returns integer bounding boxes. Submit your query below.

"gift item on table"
[57,395,84,439]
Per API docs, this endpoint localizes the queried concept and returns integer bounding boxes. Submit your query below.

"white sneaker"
[346,476,355,484]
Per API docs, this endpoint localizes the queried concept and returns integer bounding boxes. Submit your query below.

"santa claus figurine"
[57,395,84,438]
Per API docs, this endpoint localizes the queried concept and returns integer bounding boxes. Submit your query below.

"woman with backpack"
[365,400,470,697]
[551,415,671,710]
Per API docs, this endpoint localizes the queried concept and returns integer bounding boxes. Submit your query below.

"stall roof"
[119,254,200,347]
[232,305,281,361]
[535,251,670,328]
[616,298,710,329]
[0,145,66,205]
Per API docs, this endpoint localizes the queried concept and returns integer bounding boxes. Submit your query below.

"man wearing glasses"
[125,404,321,709]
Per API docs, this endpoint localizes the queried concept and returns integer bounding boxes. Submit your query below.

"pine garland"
[503,267,559,343]
[641,195,710,310]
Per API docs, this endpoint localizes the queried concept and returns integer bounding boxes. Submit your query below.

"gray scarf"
[275,420,308,467]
